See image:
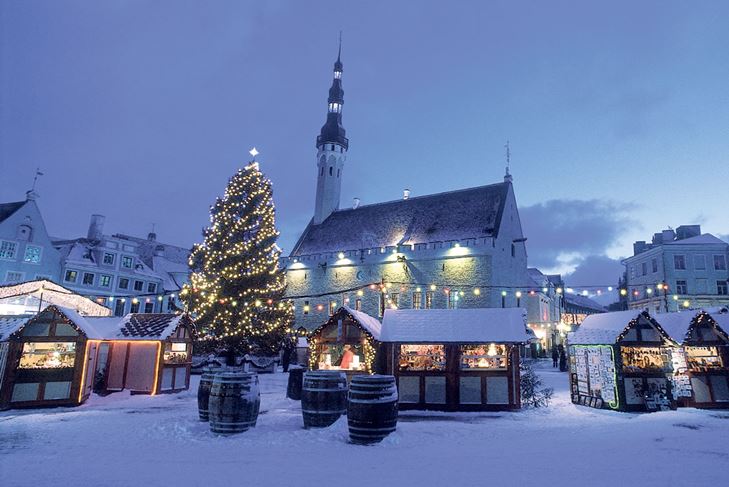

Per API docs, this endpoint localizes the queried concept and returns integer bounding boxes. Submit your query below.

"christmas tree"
[183,149,293,359]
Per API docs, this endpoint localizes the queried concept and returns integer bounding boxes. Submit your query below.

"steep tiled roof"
[0,201,25,223]
[291,183,509,256]
[117,313,184,339]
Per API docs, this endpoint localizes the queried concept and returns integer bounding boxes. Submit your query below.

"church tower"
[313,41,348,225]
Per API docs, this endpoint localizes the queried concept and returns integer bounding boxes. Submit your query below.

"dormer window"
[328,102,341,113]
[334,70,342,79]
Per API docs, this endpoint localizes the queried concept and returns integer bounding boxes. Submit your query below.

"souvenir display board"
[569,345,618,409]
[669,348,692,399]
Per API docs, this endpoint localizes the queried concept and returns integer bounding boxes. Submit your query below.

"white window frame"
[5,271,25,283]
[121,255,134,269]
[714,255,727,271]
[0,240,18,260]
[23,244,43,264]
[99,275,112,287]
[64,269,78,283]
[102,252,116,266]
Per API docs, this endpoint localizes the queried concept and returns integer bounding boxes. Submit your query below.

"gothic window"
[337,169,340,177]
[329,167,333,176]
[320,167,324,176]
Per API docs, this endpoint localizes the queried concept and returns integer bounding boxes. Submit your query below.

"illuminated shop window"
[399,344,446,371]
[460,344,508,370]
[19,342,76,369]
[164,342,190,364]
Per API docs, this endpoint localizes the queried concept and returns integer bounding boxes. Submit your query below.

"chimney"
[353,197,360,209]
[87,214,105,241]
[662,229,676,243]
[403,189,410,200]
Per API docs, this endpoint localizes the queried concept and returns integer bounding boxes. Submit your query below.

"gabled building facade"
[0,193,62,285]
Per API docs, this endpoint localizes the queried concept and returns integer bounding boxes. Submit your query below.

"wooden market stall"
[88,313,195,395]
[567,309,681,412]
[379,308,528,412]
[0,305,99,410]
[680,308,729,408]
[308,307,382,379]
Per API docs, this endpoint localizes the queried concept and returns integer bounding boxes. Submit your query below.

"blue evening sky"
[2,1,728,287]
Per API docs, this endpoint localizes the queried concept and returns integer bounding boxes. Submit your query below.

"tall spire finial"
[504,140,513,183]
[338,31,342,62]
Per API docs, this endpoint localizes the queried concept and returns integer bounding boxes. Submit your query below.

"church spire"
[313,38,349,225]
[316,34,348,150]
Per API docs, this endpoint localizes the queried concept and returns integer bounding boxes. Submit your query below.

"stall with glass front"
[308,307,381,378]
[682,311,729,408]
[381,308,527,412]
[0,306,96,410]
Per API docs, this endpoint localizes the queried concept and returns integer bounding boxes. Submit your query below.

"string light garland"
[182,152,294,355]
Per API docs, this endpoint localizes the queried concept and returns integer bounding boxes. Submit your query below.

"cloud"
[563,255,624,287]
[521,198,635,273]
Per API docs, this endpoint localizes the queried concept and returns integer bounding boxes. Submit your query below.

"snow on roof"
[342,306,381,339]
[0,316,32,341]
[664,233,728,245]
[568,328,621,346]
[379,308,529,343]
[0,280,111,316]
[291,183,509,256]
[652,311,696,343]
[707,309,729,338]
[568,309,645,345]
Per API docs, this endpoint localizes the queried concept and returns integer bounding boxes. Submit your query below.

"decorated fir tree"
[184,149,293,359]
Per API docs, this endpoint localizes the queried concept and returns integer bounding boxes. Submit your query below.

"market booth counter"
[567,309,681,412]
[308,307,381,380]
[0,305,99,410]
[380,308,528,412]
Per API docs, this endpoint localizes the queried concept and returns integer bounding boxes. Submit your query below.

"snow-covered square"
[2,362,728,487]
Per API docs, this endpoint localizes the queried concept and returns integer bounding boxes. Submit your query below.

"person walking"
[559,346,567,372]
[551,347,559,368]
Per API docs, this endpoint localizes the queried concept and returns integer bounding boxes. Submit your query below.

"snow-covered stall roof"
[652,311,696,344]
[0,279,111,317]
[379,308,529,343]
[342,306,381,339]
[705,309,729,340]
[85,314,191,340]
[568,309,646,345]
[0,316,32,341]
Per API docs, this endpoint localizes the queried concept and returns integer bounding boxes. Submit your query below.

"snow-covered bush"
[520,360,553,408]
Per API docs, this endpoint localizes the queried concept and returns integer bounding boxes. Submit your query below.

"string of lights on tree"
[181,149,293,355]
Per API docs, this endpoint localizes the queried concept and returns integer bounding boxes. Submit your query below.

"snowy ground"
[2,361,728,487]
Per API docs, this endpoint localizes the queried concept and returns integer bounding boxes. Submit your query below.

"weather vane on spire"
[504,140,513,183]
[31,168,44,191]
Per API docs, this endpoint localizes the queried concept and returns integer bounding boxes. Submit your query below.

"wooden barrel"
[287,366,305,400]
[208,372,260,434]
[347,375,398,444]
[197,372,215,421]
[301,371,347,428]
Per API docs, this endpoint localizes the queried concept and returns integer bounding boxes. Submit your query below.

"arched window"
[329,167,333,176]
[337,169,340,177]
[320,167,324,176]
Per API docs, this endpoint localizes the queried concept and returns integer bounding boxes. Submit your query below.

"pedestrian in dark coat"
[551,347,559,368]
[281,336,295,372]
[559,347,567,372]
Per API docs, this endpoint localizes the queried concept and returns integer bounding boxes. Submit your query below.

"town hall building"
[282,48,554,332]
